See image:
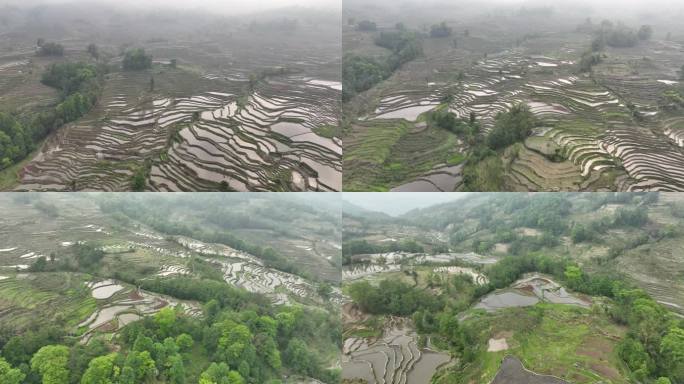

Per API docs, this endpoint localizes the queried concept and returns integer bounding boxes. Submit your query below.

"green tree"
[564,265,582,286]
[199,363,244,384]
[132,335,154,353]
[275,311,296,337]
[118,367,136,384]
[175,334,194,352]
[30,256,48,271]
[255,334,281,371]
[121,350,155,383]
[617,337,653,378]
[255,316,278,338]
[217,323,254,367]
[661,327,684,382]
[31,345,70,384]
[342,55,387,101]
[131,166,147,191]
[486,103,537,150]
[571,224,591,243]
[80,353,120,384]
[430,22,453,38]
[155,307,177,337]
[283,338,316,376]
[638,25,653,40]
[439,312,462,347]
[122,48,152,71]
[630,298,668,348]
[41,62,98,95]
[0,357,25,384]
[39,42,64,56]
[167,355,185,384]
[87,44,99,59]
[317,282,333,299]
[356,20,377,31]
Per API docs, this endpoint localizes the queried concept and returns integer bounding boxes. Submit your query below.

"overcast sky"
[344,0,684,14]
[2,0,340,14]
[343,193,469,217]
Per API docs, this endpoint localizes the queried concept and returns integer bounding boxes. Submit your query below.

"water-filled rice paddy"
[343,23,684,191]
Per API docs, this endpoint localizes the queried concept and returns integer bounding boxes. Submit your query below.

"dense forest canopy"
[0,277,340,384]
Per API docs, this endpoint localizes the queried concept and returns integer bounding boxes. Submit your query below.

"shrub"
[123,48,152,71]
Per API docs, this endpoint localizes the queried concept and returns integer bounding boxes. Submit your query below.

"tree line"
[461,103,538,191]
[0,61,104,171]
[343,25,423,102]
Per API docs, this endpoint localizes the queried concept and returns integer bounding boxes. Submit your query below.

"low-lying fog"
[344,0,684,35]
[1,0,340,14]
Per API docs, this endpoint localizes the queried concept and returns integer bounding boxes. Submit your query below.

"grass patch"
[345,120,411,165]
[553,119,602,135]
[439,303,629,384]
[0,272,97,330]
[345,119,462,190]
[345,315,384,339]
[446,153,466,166]
[313,124,340,139]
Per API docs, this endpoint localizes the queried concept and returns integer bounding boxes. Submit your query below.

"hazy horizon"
[343,193,469,216]
[0,0,341,15]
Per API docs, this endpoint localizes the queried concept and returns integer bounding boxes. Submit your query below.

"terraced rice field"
[88,279,125,299]
[2,4,342,192]
[0,194,341,343]
[0,272,97,332]
[342,318,451,384]
[343,252,493,283]
[100,233,340,307]
[343,20,684,191]
[343,263,401,281]
[222,259,331,304]
[344,117,464,192]
[341,259,491,382]
[415,252,499,265]
[0,53,59,113]
[174,235,344,305]
[348,51,629,191]
[490,356,570,384]
[475,274,590,312]
[15,71,341,191]
[349,251,497,267]
[0,197,200,338]
[616,238,684,316]
[78,283,202,344]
